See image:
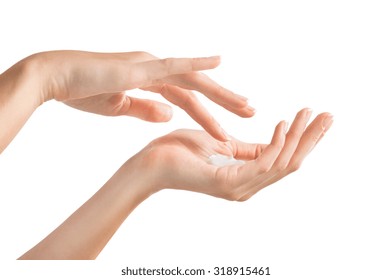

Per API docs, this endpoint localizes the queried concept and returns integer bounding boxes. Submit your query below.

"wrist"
[18,155,159,260]
[21,53,54,103]
[1,54,48,106]
[118,151,161,202]
[0,55,48,153]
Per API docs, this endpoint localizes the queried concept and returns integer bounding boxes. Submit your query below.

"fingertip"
[316,112,332,118]
[220,127,232,141]
[322,113,334,132]
[234,105,256,118]
[207,55,221,68]
[298,107,313,120]
[282,120,289,134]
[270,120,288,145]
[276,119,287,127]
[235,94,248,102]
[305,107,313,118]
[247,105,257,114]
[209,55,221,62]
[208,126,231,142]
[301,107,313,113]
[159,106,174,122]
[242,109,256,118]
[312,112,333,128]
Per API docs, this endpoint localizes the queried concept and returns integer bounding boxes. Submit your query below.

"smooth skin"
[0,51,254,153]
[0,51,332,259]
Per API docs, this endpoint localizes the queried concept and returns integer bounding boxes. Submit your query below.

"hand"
[135,108,333,201]
[18,109,333,260]
[24,51,254,141]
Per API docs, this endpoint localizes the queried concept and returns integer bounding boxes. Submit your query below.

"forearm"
[0,57,44,153]
[19,154,154,260]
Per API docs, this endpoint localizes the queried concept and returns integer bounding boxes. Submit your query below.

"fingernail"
[236,94,248,102]
[246,98,257,110]
[162,107,173,119]
[283,121,289,134]
[247,105,256,112]
[322,114,334,132]
[221,127,231,141]
[305,108,313,119]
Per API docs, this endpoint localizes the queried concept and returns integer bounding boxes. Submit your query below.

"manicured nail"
[322,114,334,132]
[243,97,256,113]
[221,127,231,141]
[164,108,173,118]
[305,108,313,119]
[235,94,248,102]
[247,105,256,112]
[283,121,289,134]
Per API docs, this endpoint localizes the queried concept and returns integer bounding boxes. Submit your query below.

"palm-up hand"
[138,109,333,201]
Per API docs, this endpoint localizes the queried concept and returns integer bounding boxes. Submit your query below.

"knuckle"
[254,144,263,158]
[133,51,153,59]
[228,140,238,156]
[216,85,225,96]
[162,58,176,69]
[110,94,129,115]
[158,58,173,75]
[161,58,170,66]
[181,92,198,109]
[204,113,217,127]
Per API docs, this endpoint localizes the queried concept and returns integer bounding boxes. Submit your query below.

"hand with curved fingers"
[139,108,333,201]
[19,108,333,260]
[1,50,252,153]
[28,51,253,141]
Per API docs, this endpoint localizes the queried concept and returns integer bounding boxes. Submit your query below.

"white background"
[0,0,391,279]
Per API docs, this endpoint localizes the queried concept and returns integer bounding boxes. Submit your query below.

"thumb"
[123,96,173,122]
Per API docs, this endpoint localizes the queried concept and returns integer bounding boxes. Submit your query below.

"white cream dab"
[208,154,245,167]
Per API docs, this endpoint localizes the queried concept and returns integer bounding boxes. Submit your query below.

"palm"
[64,92,129,116]
[143,109,332,201]
[146,129,252,198]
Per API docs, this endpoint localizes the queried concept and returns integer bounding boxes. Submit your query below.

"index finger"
[126,56,221,89]
[228,137,267,160]
[164,72,255,118]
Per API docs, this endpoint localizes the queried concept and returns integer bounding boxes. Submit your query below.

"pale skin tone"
[0,51,333,259]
